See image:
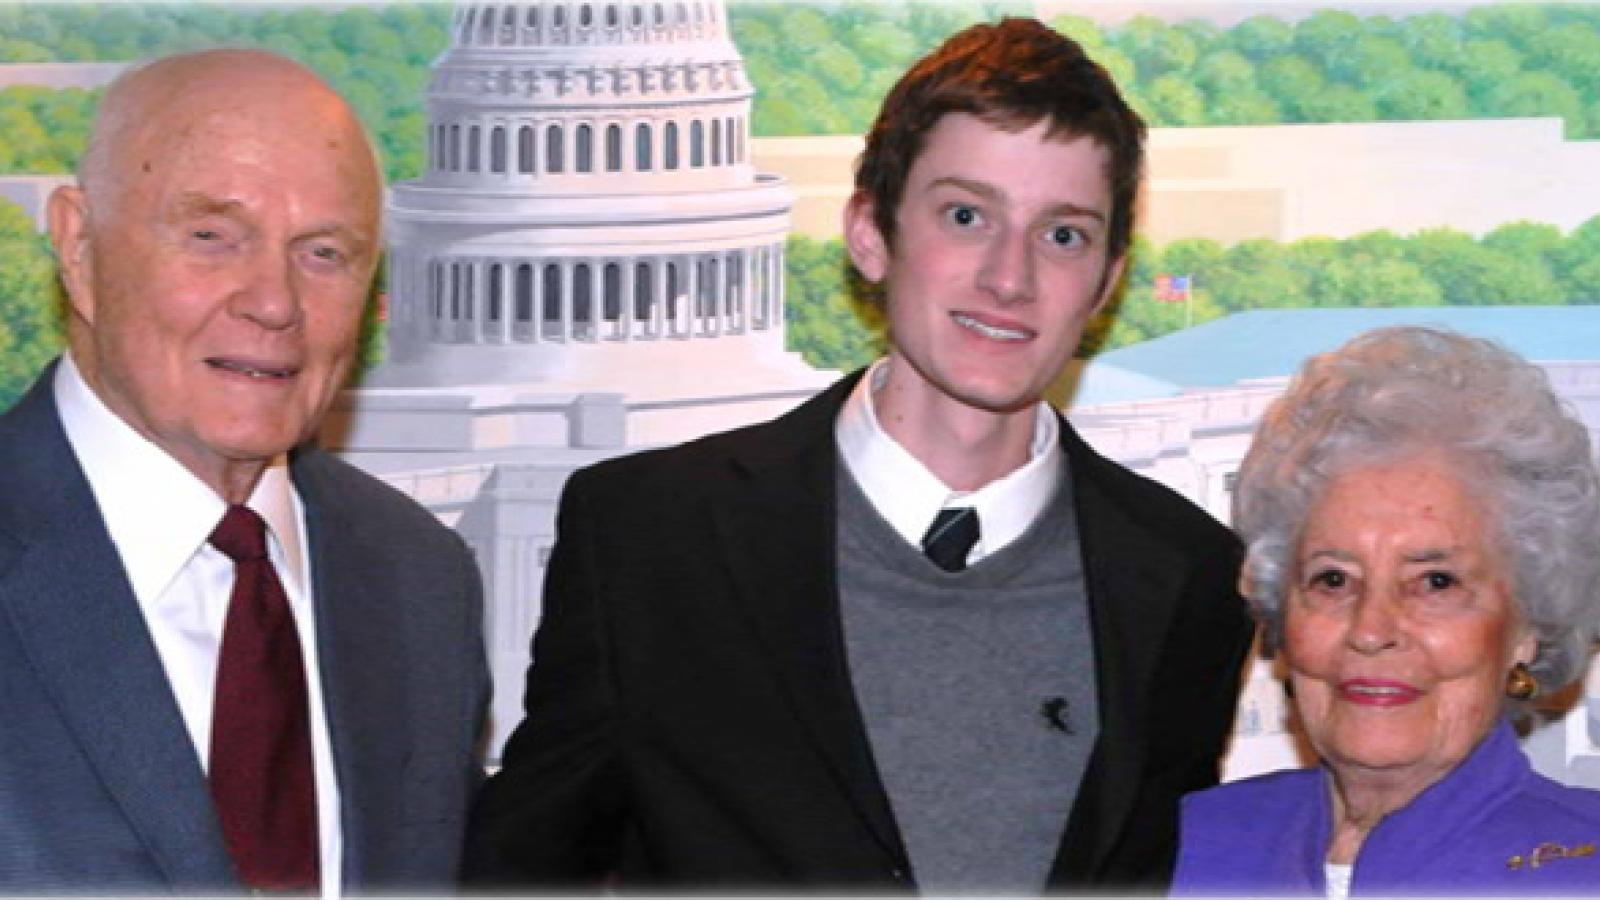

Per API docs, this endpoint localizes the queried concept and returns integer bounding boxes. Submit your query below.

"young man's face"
[847,112,1124,421]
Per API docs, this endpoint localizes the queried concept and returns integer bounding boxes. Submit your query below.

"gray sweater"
[838,464,1099,894]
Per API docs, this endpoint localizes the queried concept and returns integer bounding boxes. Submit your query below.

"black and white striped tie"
[920,507,979,573]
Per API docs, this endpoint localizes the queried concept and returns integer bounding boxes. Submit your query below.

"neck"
[875,384,1037,493]
[1324,763,1445,865]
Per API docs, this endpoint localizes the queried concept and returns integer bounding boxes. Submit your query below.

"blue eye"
[1047,225,1084,247]
[945,204,980,227]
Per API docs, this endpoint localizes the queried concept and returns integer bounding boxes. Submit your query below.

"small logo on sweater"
[1040,697,1072,734]
[1507,841,1596,870]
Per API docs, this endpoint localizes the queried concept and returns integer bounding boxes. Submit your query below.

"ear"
[1091,252,1129,317]
[843,190,889,284]
[1512,629,1538,668]
[47,184,97,325]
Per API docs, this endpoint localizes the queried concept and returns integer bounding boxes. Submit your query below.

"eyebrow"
[927,175,1107,222]
[166,191,374,248]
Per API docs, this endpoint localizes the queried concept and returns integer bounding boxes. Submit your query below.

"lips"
[1337,678,1424,707]
[206,357,298,380]
[952,311,1034,342]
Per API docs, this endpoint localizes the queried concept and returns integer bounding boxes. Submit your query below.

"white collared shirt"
[54,354,343,896]
[835,358,1062,566]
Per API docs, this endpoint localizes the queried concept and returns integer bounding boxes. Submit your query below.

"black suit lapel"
[293,450,410,888]
[1051,422,1187,881]
[0,368,235,887]
[710,373,910,871]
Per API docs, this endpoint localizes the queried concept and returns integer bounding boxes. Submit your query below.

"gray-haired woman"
[1173,326,1600,897]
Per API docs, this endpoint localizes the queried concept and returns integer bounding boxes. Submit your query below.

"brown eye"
[1423,570,1458,591]
[1310,569,1347,589]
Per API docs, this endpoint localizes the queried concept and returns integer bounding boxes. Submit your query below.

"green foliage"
[781,216,1600,369]
[0,200,65,411]
[783,235,882,372]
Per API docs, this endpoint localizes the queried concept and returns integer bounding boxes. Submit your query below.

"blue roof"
[1067,306,1600,406]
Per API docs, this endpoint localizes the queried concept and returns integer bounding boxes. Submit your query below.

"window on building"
[576,124,593,173]
[691,120,704,167]
[518,125,535,173]
[547,125,564,173]
[542,264,562,337]
[603,263,622,324]
[726,116,736,163]
[573,264,593,338]
[606,124,622,171]
[468,125,481,172]
[490,126,507,173]
[664,121,679,169]
[711,119,721,166]
[515,264,534,325]
[449,124,461,171]
[634,262,654,330]
[487,263,504,328]
[636,123,652,170]
[480,5,496,43]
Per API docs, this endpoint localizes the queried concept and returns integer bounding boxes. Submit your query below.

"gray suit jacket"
[0,363,488,892]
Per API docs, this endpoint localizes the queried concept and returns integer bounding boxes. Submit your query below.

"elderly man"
[0,50,487,892]
[467,18,1251,894]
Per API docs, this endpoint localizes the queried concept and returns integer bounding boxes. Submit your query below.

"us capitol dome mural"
[326,0,832,751]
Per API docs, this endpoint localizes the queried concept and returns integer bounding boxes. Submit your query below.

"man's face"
[53,89,380,498]
[846,113,1123,420]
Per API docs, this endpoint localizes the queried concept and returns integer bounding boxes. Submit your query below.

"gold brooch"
[1507,842,1597,870]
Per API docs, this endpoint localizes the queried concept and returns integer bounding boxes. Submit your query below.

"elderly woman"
[1172,326,1600,896]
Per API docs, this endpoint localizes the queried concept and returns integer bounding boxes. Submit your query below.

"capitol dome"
[378,0,803,388]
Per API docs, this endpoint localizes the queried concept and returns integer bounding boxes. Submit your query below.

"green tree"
[1230,15,1294,61]
[1375,69,1468,120]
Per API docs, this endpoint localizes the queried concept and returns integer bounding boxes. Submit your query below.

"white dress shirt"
[835,358,1062,566]
[54,354,343,896]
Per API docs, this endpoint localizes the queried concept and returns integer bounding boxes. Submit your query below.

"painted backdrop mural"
[3,1,1600,785]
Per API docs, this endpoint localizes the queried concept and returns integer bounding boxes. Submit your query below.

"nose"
[231,246,302,331]
[1346,591,1401,654]
[975,225,1035,305]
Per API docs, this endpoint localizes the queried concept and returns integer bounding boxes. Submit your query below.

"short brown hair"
[854,17,1145,263]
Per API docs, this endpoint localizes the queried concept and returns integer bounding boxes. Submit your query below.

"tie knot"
[921,506,980,573]
[210,505,269,563]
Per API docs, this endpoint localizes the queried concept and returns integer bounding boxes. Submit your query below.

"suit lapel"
[710,373,910,870]
[0,370,235,887]
[294,449,410,887]
[1051,422,1187,881]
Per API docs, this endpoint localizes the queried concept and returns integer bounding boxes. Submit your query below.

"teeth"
[211,359,290,379]
[953,313,1029,341]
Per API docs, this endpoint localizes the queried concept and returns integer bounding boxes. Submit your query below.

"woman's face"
[1283,451,1535,788]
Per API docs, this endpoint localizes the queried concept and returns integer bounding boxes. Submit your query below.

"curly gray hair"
[1233,326,1600,690]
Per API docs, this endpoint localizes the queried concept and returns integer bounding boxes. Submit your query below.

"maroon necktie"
[208,504,319,891]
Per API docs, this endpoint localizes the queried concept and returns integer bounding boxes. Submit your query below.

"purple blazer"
[1172,720,1600,895]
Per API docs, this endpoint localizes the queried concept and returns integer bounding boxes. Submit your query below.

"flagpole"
[1186,274,1195,330]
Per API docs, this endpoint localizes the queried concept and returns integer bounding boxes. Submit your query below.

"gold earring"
[1506,662,1539,701]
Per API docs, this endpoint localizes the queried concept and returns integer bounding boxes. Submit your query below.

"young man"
[467,18,1251,892]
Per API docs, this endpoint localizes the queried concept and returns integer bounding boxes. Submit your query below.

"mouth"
[206,357,298,381]
[952,312,1034,343]
[1337,679,1423,707]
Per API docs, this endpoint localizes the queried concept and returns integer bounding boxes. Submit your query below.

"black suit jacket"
[466,371,1253,891]
[0,364,490,892]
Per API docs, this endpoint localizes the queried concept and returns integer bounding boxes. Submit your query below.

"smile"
[206,358,296,380]
[952,312,1033,342]
[1337,679,1423,706]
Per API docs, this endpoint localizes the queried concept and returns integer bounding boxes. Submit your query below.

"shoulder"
[1506,768,1600,833]
[1183,766,1322,826]
[1174,768,1325,892]
[565,375,852,504]
[292,446,469,558]
[1061,419,1237,555]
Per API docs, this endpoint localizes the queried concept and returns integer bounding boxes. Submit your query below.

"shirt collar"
[835,358,1061,555]
[53,352,306,602]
